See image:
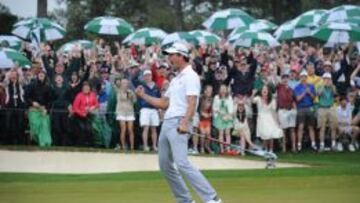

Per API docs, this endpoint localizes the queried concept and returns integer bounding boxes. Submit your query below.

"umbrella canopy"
[230,31,280,48]
[122,27,167,45]
[319,5,360,24]
[229,19,277,38]
[84,16,134,36]
[0,48,31,69]
[188,30,221,45]
[58,40,94,54]
[161,32,199,47]
[202,8,255,31]
[292,9,327,28]
[312,21,360,45]
[0,35,22,50]
[274,20,312,40]
[11,17,65,42]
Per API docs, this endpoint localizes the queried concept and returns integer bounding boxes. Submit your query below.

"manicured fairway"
[0,151,359,203]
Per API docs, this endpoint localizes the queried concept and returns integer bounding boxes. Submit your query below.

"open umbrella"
[84,16,134,36]
[319,5,360,24]
[202,8,255,31]
[292,9,327,28]
[57,40,94,54]
[188,30,221,45]
[274,20,312,40]
[0,48,31,69]
[12,17,65,42]
[122,27,167,45]
[0,35,22,50]
[230,31,280,48]
[229,19,277,39]
[161,32,199,48]
[312,21,360,46]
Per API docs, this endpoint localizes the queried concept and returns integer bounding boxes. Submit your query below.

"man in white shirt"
[135,42,221,203]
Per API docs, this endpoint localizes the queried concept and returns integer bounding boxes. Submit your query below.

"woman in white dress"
[252,85,283,152]
[233,99,256,155]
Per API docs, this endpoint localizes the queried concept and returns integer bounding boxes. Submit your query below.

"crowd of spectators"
[0,39,359,154]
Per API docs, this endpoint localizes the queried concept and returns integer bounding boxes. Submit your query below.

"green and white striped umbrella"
[274,20,312,40]
[229,19,277,39]
[319,5,360,24]
[202,8,255,31]
[123,27,167,45]
[0,35,22,50]
[161,32,199,47]
[0,48,31,69]
[11,17,66,42]
[312,22,360,45]
[188,30,221,45]
[57,40,94,53]
[292,9,327,28]
[84,16,134,36]
[230,31,280,48]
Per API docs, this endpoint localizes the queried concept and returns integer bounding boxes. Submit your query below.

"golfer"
[135,42,221,203]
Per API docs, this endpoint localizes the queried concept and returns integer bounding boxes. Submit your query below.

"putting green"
[0,151,359,203]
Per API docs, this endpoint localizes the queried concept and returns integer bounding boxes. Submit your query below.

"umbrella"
[202,8,255,31]
[312,21,360,45]
[274,20,312,40]
[229,19,277,38]
[188,30,221,45]
[57,40,94,53]
[292,9,327,28]
[12,17,66,42]
[230,31,280,48]
[122,27,167,45]
[84,16,134,36]
[161,32,199,47]
[0,48,31,69]
[0,35,22,50]
[319,5,360,24]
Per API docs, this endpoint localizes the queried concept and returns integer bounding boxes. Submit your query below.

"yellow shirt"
[307,75,323,104]
[307,75,323,88]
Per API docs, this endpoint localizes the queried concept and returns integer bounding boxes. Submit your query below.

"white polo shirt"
[164,65,200,120]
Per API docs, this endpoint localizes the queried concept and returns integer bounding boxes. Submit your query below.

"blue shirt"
[139,83,161,109]
[98,80,112,103]
[294,83,316,109]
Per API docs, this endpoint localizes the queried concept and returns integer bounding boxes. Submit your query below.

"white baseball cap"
[143,69,152,76]
[322,72,332,79]
[300,70,308,77]
[162,42,189,58]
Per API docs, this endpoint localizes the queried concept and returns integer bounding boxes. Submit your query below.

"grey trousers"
[158,117,217,203]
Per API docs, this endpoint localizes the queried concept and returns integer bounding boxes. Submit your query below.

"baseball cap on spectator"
[128,60,139,68]
[143,69,152,76]
[100,65,110,74]
[158,62,169,69]
[322,72,332,79]
[216,65,226,72]
[291,64,301,72]
[162,42,189,58]
[281,69,290,77]
[300,70,308,77]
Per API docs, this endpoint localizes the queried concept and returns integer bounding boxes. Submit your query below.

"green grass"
[0,150,360,203]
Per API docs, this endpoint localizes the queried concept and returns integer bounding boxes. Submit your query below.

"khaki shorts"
[278,109,297,129]
[317,107,338,128]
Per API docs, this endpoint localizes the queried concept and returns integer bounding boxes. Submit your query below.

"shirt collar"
[177,64,192,77]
